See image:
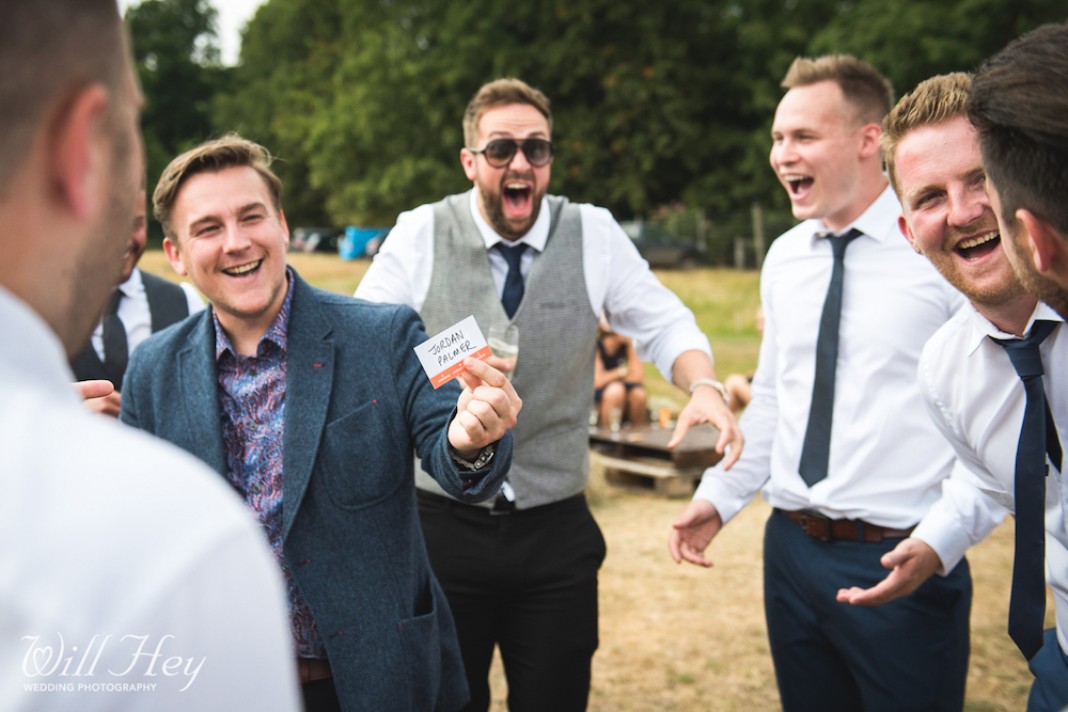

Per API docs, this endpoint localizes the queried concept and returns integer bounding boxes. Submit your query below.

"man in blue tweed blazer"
[121,135,520,712]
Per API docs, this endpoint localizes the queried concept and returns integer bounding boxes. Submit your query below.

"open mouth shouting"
[782,173,814,199]
[502,179,534,218]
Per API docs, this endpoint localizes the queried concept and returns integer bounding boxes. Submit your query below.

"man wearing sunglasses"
[357,77,743,711]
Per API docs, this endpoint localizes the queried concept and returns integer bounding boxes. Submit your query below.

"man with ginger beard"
[357,77,743,711]
[669,56,972,711]
[839,71,1068,712]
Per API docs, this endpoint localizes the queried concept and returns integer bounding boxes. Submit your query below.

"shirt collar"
[467,188,551,253]
[812,185,900,245]
[961,299,1065,355]
[214,268,294,361]
[117,267,143,299]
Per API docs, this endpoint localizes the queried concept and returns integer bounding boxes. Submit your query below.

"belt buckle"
[798,510,831,541]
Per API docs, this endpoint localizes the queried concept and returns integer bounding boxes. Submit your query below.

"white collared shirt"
[694,186,967,528]
[0,286,299,711]
[355,189,711,379]
[912,300,1068,652]
[88,267,204,360]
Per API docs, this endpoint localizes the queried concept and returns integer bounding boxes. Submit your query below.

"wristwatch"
[688,378,728,402]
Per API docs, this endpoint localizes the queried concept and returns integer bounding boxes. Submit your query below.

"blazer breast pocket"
[320,402,407,510]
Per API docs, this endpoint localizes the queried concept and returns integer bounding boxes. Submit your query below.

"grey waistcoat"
[417,191,599,509]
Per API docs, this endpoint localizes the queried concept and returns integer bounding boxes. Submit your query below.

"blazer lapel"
[282,276,335,540]
[177,312,227,475]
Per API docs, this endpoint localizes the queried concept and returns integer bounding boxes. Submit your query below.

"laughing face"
[770,81,877,233]
[895,116,1023,308]
[461,103,551,241]
[163,165,290,342]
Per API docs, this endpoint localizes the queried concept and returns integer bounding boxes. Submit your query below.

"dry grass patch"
[141,251,1037,710]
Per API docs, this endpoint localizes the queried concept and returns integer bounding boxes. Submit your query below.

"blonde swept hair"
[782,54,894,127]
[153,134,283,239]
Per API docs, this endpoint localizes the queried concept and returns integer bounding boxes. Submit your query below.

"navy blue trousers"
[1028,628,1068,711]
[419,492,606,712]
[764,509,972,711]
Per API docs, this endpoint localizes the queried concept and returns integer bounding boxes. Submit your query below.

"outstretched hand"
[668,387,744,470]
[447,357,522,459]
[668,499,724,567]
[836,537,942,606]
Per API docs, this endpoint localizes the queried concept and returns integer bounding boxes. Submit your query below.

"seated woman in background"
[594,319,648,428]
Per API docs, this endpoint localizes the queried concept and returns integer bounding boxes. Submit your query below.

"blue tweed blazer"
[121,271,510,711]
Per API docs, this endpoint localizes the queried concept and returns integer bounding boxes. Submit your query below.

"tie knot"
[993,320,1058,380]
[825,228,862,260]
[496,242,527,270]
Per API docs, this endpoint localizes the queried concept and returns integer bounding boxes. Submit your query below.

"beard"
[480,170,545,240]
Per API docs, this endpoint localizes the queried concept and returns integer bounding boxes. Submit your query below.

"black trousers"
[418,491,606,712]
[764,508,972,712]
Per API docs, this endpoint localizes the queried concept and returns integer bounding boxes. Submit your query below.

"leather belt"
[298,658,332,684]
[777,508,914,543]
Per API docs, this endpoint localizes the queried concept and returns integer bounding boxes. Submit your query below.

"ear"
[460,148,477,182]
[163,236,188,276]
[857,123,881,160]
[1017,208,1066,275]
[50,84,111,220]
[898,213,921,253]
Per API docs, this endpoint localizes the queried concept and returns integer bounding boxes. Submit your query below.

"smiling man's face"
[163,165,290,339]
[895,115,1024,308]
[461,102,552,242]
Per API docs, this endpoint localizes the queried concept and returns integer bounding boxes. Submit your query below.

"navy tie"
[497,243,527,318]
[993,319,1061,660]
[101,288,129,389]
[798,229,863,487]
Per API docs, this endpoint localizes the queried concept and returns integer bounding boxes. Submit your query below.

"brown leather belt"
[777,508,914,543]
[298,658,332,684]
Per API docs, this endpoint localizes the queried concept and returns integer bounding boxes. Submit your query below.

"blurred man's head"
[0,0,142,356]
[119,178,149,284]
[969,23,1068,319]
[884,73,1027,320]
[770,55,893,233]
[460,78,554,242]
[156,135,289,347]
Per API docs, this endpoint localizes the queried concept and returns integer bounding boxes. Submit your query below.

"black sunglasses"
[468,138,555,168]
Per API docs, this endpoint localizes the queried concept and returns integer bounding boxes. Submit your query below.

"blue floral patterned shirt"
[214,270,326,659]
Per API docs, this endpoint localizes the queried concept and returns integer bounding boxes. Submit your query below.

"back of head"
[969,23,1068,237]
[882,72,972,198]
[782,54,894,127]
[463,78,553,147]
[0,1,128,195]
[153,134,284,239]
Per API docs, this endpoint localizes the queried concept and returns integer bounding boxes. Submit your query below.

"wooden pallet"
[589,424,722,498]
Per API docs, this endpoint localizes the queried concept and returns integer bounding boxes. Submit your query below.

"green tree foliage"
[155,0,1067,256]
[125,0,229,213]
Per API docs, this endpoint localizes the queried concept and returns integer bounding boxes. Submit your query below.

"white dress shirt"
[88,268,204,360]
[912,301,1068,653]
[355,189,711,380]
[694,187,968,529]
[0,286,299,711]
